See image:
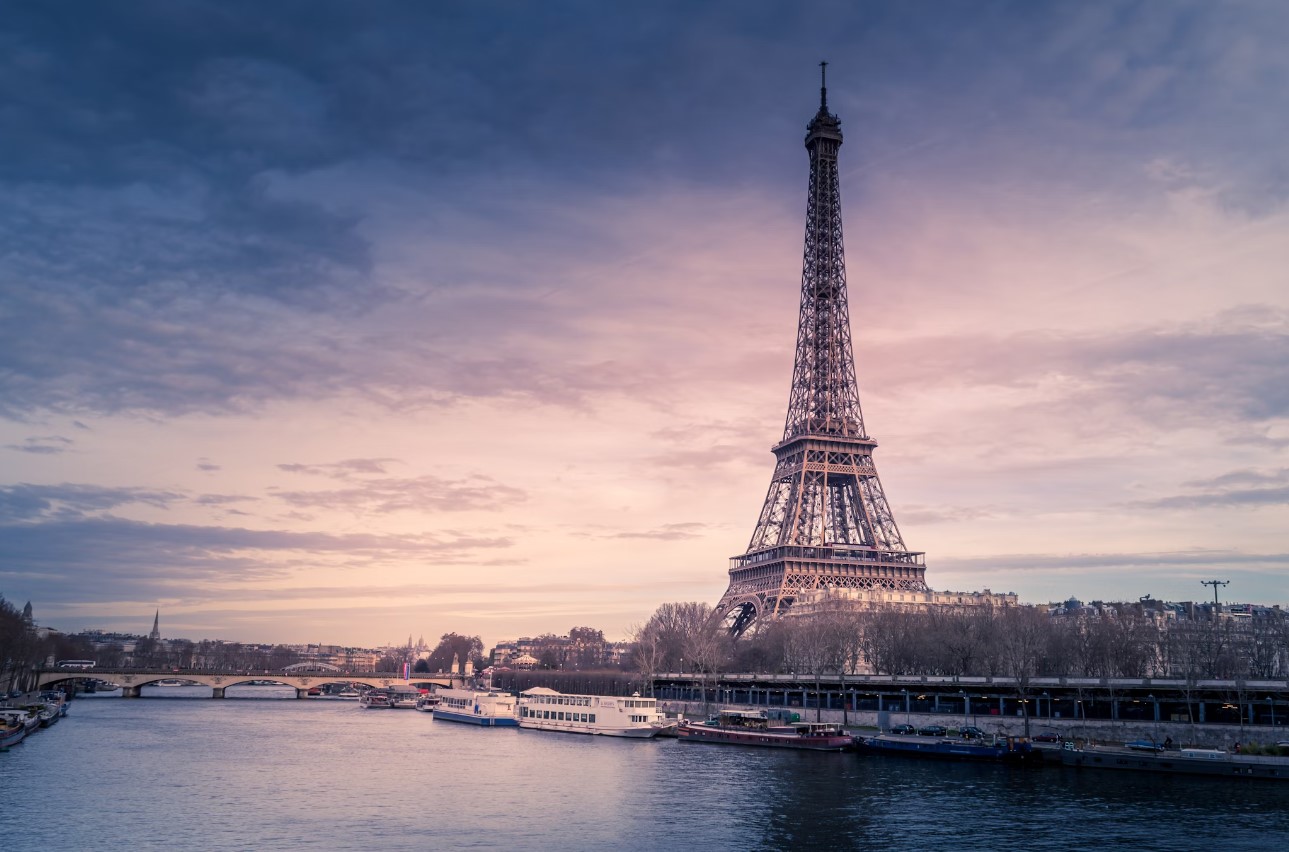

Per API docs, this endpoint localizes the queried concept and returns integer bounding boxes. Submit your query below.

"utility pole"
[1200,580,1229,607]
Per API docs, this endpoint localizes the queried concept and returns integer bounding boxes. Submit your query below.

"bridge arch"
[34,668,461,698]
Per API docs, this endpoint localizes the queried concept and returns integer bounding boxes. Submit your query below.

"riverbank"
[660,701,1284,752]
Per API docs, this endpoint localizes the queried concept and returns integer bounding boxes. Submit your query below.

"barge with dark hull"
[1060,743,1289,781]
[677,710,853,751]
[854,733,1037,763]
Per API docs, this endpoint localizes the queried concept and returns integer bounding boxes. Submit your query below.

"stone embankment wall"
[660,701,1282,751]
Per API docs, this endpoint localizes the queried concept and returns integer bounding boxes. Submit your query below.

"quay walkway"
[650,672,1289,732]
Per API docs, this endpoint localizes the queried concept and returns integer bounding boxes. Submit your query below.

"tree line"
[630,600,1289,685]
[1,597,104,693]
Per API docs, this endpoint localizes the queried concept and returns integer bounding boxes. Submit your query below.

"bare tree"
[629,621,665,696]
[996,606,1049,737]
[784,617,830,721]
[817,608,862,725]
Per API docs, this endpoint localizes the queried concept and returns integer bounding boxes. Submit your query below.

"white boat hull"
[517,688,665,739]
[518,720,660,738]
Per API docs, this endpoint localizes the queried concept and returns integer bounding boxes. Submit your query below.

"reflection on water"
[1,691,1285,851]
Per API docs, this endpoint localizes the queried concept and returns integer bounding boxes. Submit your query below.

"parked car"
[1032,731,1061,743]
[889,724,916,735]
[959,726,986,740]
[1126,739,1164,752]
[918,724,949,737]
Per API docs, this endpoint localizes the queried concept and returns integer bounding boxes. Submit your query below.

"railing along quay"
[649,673,1289,729]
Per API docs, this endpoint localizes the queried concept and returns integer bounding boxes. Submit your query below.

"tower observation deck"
[714,65,928,635]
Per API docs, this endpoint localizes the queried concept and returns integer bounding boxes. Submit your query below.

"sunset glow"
[3,3,1287,645]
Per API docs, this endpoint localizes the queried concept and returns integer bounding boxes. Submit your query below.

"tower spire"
[714,71,927,635]
[150,609,160,640]
[819,60,828,111]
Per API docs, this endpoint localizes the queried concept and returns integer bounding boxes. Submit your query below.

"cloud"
[0,515,516,605]
[277,458,400,479]
[602,523,710,542]
[864,314,1289,457]
[273,473,527,515]
[899,505,1000,526]
[5,435,73,454]
[1134,467,1289,510]
[192,494,257,507]
[1182,468,1289,489]
[0,482,184,523]
[934,548,1289,577]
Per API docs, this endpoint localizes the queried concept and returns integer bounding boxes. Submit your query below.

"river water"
[2,687,1285,850]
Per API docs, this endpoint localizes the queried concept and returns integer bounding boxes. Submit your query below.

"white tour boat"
[518,688,666,738]
[431,688,518,727]
[414,693,440,713]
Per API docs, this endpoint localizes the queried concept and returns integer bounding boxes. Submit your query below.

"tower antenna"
[819,60,828,110]
[1200,579,1229,607]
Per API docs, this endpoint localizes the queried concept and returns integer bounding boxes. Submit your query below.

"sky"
[2,1,1287,648]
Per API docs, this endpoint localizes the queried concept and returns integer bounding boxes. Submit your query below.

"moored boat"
[414,693,440,712]
[388,686,421,709]
[1060,742,1289,781]
[676,710,853,751]
[854,732,1037,763]
[42,692,69,717]
[0,711,31,749]
[431,688,518,727]
[359,689,393,708]
[518,688,665,738]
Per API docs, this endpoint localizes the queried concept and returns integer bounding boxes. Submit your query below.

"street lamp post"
[903,688,910,726]
[960,689,968,731]
[1269,697,1276,728]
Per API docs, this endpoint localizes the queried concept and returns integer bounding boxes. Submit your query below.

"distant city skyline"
[2,3,1287,646]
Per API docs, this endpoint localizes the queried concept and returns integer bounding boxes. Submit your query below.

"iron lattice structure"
[715,67,927,635]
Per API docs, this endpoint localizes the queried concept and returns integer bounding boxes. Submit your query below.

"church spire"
[149,609,160,640]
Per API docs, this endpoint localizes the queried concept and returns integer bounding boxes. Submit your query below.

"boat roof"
[521,687,561,696]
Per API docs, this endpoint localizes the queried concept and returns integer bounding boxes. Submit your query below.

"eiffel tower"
[715,65,928,635]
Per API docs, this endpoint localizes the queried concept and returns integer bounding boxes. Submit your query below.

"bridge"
[35,667,464,698]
